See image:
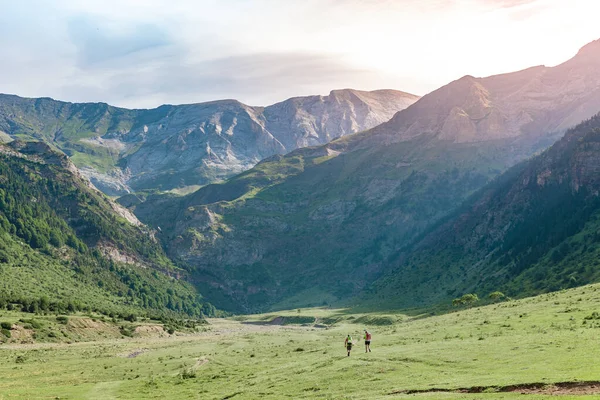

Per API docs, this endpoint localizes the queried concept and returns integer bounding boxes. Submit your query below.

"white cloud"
[0,0,598,108]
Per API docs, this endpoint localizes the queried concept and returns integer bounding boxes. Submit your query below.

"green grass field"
[3,284,600,399]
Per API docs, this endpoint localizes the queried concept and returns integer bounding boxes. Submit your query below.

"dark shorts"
[346,344,353,350]
[365,341,371,345]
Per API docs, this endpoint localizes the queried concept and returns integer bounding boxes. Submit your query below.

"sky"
[0,0,599,109]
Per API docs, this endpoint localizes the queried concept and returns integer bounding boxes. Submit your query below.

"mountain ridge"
[358,39,600,147]
[0,89,419,194]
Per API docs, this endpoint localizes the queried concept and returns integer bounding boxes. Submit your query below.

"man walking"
[364,330,372,353]
[344,334,353,357]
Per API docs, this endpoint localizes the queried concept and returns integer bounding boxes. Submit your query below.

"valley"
[2,6,600,397]
[3,283,600,399]
[132,39,600,312]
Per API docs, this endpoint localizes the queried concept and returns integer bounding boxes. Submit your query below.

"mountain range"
[0,89,418,195]
[131,39,600,312]
[3,39,600,316]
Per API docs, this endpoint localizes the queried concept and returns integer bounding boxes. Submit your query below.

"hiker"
[344,334,353,356]
[364,329,372,353]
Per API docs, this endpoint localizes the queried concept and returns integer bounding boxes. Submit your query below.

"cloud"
[67,16,173,68]
[0,0,598,108]
[57,52,381,107]
[486,0,538,8]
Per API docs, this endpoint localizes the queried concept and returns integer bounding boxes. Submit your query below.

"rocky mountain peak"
[372,39,600,145]
[573,38,600,61]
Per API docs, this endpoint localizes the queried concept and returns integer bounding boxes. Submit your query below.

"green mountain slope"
[0,141,212,318]
[0,95,136,171]
[369,113,600,308]
[134,129,556,312]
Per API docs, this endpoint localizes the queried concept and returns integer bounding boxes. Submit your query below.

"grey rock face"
[0,89,419,194]
[264,89,419,150]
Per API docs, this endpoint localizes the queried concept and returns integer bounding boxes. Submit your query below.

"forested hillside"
[0,141,214,318]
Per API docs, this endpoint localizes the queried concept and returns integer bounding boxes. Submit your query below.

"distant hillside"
[369,113,600,308]
[0,89,418,195]
[0,141,213,318]
[131,39,600,312]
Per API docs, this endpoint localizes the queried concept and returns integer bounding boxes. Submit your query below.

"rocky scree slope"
[0,89,418,195]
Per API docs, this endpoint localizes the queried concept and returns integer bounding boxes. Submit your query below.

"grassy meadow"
[3,284,600,399]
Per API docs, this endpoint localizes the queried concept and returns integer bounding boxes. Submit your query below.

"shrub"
[180,368,197,379]
[56,316,69,325]
[124,314,138,322]
[119,326,135,337]
[1,328,11,338]
[0,322,12,330]
[19,319,42,329]
[489,291,506,302]
[584,312,600,320]
[452,293,480,307]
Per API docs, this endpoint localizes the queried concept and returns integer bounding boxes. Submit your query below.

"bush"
[0,322,12,330]
[584,311,600,320]
[124,314,137,322]
[180,368,196,379]
[489,291,506,302]
[19,319,42,329]
[1,328,11,338]
[452,293,480,307]
[56,316,69,325]
[119,326,135,337]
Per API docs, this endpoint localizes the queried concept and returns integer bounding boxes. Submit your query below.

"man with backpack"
[344,334,353,356]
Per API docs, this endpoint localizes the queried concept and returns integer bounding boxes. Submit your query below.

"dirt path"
[390,381,600,396]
